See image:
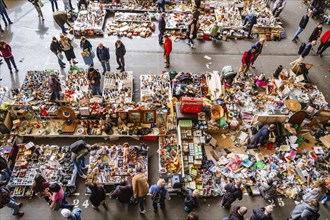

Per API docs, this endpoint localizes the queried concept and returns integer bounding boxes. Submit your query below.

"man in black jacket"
[158,13,166,45]
[290,40,317,67]
[308,22,323,42]
[292,11,312,43]
[228,206,248,220]
[115,40,126,72]
[221,179,243,209]
[50,36,66,69]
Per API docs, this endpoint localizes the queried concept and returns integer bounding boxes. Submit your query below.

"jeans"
[116,56,125,70]
[292,27,304,40]
[321,195,330,203]
[317,41,330,55]
[50,0,58,12]
[100,60,110,72]
[90,85,102,95]
[57,56,66,67]
[53,91,61,100]
[0,9,12,25]
[6,197,20,215]
[4,56,17,71]
[72,157,85,176]
[64,2,70,10]
[159,31,164,44]
[59,25,67,34]
[138,197,146,211]
[187,37,194,45]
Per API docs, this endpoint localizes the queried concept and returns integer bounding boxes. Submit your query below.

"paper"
[204,55,212,60]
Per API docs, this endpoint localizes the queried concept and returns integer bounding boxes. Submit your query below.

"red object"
[203,34,211,41]
[0,44,13,58]
[266,143,273,150]
[143,136,158,141]
[164,38,172,57]
[180,97,203,113]
[320,29,330,43]
[241,50,255,64]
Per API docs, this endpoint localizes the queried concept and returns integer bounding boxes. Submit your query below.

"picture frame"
[142,110,156,124]
[128,110,141,123]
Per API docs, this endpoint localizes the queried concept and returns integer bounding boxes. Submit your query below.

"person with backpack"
[132,167,149,214]
[149,179,170,211]
[61,207,82,220]
[290,199,320,220]
[184,189,200,212]
[292,11,312,43]
[220,179,243,209]
[0,184,24,217]
[290,40,317,67]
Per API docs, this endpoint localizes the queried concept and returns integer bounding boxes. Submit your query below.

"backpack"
[298,42,306,55]
[0,188,11,208]
[152,187,163,203]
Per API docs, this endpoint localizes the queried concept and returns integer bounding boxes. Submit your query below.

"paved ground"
[0,0,329,220]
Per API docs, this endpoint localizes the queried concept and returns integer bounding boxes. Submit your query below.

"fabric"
[250,208,273,220]
[292,27,304,40]
[317,41,330,55]
[5,197,20,215]
[308,27,322,42]
[303,187,324,202]
[70,140,87,154]
[4,56,17,71]
[132,173,149,198]
[228,206,244,220]
[299,14,309,29]
[320,29,330,44]
[291,202,319,220]
[221,183,243,208]
[69,207,82,220]
[149,185,168,202]
[249,124,270,148]
[96,46,110,60]
[0,44,12,58]
[164,38,172,57]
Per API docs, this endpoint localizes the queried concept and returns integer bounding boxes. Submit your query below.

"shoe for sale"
[13,211,24,217]
[79,174,87,179]
[139,209,146,214]
[116,66,121,70]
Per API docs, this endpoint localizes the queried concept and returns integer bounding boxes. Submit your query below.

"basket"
[211,105,224,120]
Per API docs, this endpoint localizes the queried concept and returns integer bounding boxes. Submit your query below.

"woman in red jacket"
[317,29,330,57]
[0,41,18,74]
[239,45,256,75]
[164,35,172,68]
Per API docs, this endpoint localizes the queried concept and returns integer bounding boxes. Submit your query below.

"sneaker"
[121,68,125,72]
[250,65,256,69]
[79,174,87,179]
[292,39,297,43]
[73,60,78,64]
[139,209,146,214]
[116,66,121,70]
[13,211,24,217]
[190,44,195,48]
[294,201,301,205]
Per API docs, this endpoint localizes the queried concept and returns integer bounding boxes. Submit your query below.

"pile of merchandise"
[103,71,133,104]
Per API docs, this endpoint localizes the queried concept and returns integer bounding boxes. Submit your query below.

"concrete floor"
[0,0,329,219]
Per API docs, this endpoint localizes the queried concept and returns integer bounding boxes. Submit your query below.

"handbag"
[90,50,95,58]
[57,52,64,60]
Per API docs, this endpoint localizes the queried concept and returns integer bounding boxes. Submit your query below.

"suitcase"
[180,97,203,113]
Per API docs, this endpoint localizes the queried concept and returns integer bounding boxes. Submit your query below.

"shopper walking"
[50,36,66,68]
[220,179,243,209]
[132,167,149,214]
[87,67,102,96]
[31,174,50,202]
[239,45,256,75]
[0,0,13,26]
[164,35,172,68]
[46,183,74,210]
[0,155,11,185]
[80,36,94,66]
[158,12,166,45]
[28,0,44,20]
[186,212,199,220]
[115,40,126,72]
[53,10,72,34]
[186,14,197,48]
[149,179,169,211]
[292,11,312,43]
[156,0,165,12]
[63,0,70,10]
[86,183,107,210]
[258,179,277,201]
[251,38,265,68]
[48,72,62,100]
[291,199,320,220]
[246,124,276,151]
[69,140,93,179]
[96,43,110,75]
[308,22,323,43]
[59,33,78,67]
[228,206,248,220]
[317,29,330,57]
[0,40,18,74]
[250,205,273,220]
[110,178,133,203]
[50,0,59,12]
[61,207,82,220]
[184,189,199,212]
[290,40,317,67]
[272,0,286,17]
[0,185,24,217]
[243,13,257,39]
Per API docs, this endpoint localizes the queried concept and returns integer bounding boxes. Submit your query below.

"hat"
[265,205,273,214]
[61,209,71,218]
[239,207,248,215]
[251,45,257,49]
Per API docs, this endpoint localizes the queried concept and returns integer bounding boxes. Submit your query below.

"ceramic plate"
[76,127,84,135]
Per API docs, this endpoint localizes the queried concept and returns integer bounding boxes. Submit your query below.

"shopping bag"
[90,50,95,58]
[57,53,64,60]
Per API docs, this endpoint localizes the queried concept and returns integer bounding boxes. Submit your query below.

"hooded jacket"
[228,206,245,220]
[291,202,319,220]
[250,208,273,220]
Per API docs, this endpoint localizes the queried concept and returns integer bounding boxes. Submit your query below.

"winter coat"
[241,49,255,64]
[0,44,13,58]
[48,75,62,92]
[110,180,133,203]
[50,40,62,55]
[80,40,92,53]
[89,185,106,207]
[158,16,166,32]
[299,14,310,29]
[222,183,243,207]
[53,11,69,27]
[250,208,273,220]
[184,190,198,210]
[228,206,245,220]
[164,38,172,57]
[291,202,319,220]
[253,124,271,145]
[87,69,101,87]
[301,41,313,58]
[132,173,149,198]
[259,182,277,200]
[308,26,322,42]
[96,46,110,60]
[115,43,126,57]
[320,29,330,44]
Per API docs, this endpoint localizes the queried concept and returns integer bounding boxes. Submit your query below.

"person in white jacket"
[272,0,286,17]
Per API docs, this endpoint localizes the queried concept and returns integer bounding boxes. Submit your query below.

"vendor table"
[103,71,133,104]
